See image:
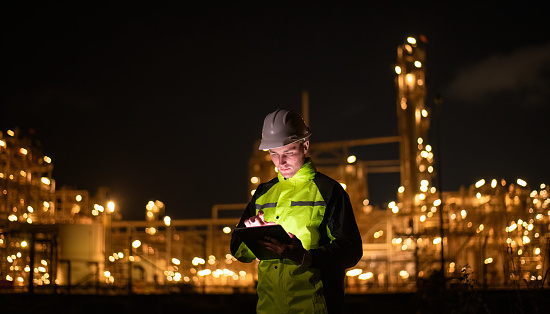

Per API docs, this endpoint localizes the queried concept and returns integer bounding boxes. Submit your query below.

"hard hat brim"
[258,134,311,151]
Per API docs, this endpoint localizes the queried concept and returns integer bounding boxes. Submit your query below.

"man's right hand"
[244,210,276,227]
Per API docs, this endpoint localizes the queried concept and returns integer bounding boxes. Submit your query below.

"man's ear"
[302,140,310,154]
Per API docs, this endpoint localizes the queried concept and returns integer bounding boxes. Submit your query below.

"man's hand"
[261,233,307,265]
[244,210,276,227]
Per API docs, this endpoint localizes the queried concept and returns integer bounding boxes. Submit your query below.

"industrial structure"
[0,36,548,295]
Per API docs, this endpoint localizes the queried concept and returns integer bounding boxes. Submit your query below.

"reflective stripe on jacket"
[231,158,363,313]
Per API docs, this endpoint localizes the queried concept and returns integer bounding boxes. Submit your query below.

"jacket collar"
[277,157,316,183]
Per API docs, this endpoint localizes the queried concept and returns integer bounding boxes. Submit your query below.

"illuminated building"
[0,37,548,295]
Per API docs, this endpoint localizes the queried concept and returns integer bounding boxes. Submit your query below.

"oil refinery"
[1,36,548,300]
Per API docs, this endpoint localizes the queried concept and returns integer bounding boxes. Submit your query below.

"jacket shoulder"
[313,172,345,200]
[253,177,279,198]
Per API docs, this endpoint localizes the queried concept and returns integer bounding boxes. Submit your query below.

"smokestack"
[301,90,309,127]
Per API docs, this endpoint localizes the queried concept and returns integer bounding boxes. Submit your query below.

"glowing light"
[172,258,181,265]
[534,248,541,255]
[420,215,426,222]
[395,66,402,74]
[107,201,115,213]
[192,257,205,266]
[491,179,497,188]
[414,61,422,68]
[250,176,259,184]
[433,237,441,245]
[347,155,357,164]
[433,199,441,206]
[407,37,416,45]
[41,177,51,185]
[20,148,28,155]
[475,179,485,188]
[340,183,347,190]
[417,137,423,145]
[477,224,484,233]
[523,236,531,244]
[132,240,141,248]
[484,258,493,264]
[517,179,527,187]
[223,226,231,234]
[398,186,404,193]
[0,140,5,147]
[389,202,399,213]
[44,156,51,163]
[399,270,409,279]
[198,269,211,276]
[346,269,362,277]
[359,272,373,280]
[164,216,171,226]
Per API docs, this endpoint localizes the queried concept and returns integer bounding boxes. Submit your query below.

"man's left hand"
[261,233,307,265]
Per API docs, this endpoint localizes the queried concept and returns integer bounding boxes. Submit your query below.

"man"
[230,108,363,313]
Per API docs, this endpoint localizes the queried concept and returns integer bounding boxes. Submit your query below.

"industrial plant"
[1,36,548,298]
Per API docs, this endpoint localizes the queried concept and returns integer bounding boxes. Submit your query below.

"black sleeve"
[230,199,256,256]
[310,174,363,269]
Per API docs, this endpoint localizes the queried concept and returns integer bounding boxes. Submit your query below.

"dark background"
[2,2,549,220]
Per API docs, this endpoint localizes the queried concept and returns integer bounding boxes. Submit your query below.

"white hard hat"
[259,108,311,150]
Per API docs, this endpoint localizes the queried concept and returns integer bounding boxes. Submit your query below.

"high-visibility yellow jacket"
[231,158,363,313]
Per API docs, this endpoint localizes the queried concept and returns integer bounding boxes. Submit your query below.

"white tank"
[57,223,104,285]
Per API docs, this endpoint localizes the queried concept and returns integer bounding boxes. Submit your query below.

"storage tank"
[57,223,104,286]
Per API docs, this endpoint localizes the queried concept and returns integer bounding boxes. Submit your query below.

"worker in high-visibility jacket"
[231,108,363,313]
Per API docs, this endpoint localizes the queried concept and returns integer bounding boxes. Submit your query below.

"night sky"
[2,2,549,220]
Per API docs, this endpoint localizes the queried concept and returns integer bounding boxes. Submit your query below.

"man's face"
[269,141,309,179]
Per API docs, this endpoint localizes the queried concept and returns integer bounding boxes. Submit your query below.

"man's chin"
[280,170,295,178]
